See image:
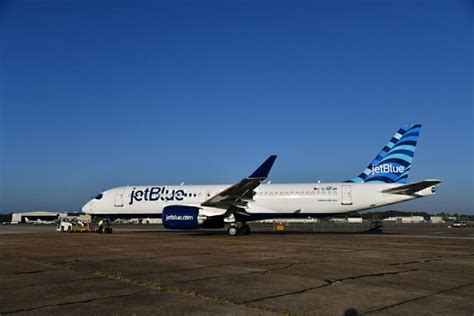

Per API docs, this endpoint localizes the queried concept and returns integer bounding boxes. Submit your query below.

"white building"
[383,216,425,223]
[258,218,319,224]
[11,211,67,223]
[142,218,162,224]
[430,216,445,223]
[347,217,363,223]
[78,214,92,223]
[329,218,347,223]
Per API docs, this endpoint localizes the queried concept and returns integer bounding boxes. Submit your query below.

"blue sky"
[1,0,472,213]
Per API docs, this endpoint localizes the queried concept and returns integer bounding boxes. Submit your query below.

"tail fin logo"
[371,164,405,175]
[348,124,421,184]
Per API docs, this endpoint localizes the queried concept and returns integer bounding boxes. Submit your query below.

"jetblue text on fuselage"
[371,164,405,175]
[165,215,194,221]
[129,187,185,205]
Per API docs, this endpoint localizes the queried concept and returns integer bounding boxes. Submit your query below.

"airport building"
[142,218,162,224]
[11,211,67,223]
[383,216,425,223]
[78,214,92,223]
[430,216,445,223]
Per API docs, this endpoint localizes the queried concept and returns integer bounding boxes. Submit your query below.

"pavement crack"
[173,261,314,285]
[0,276,103,290]
[390,257,441,266]
[174,270,263,284]
[332,268,418,282]
[2,293,138,314]
[10,269,51,275]
[95,270,283,315]
[361,282,474,315]
[241,281,335,304]
[240,269,418,304]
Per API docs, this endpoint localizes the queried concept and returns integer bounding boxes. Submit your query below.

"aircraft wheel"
[227,225,239,236]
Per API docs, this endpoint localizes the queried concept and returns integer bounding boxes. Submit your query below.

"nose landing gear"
[227,223,251,236]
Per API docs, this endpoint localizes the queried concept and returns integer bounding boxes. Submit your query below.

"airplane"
[24,217,56,225]
[82,124,441,236]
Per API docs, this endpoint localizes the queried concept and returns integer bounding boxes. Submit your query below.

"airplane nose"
[82,200,94,214]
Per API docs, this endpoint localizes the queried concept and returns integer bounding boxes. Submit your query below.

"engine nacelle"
[162,205,201,230]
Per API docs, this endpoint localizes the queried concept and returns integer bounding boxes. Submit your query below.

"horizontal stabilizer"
[382,179,441,195]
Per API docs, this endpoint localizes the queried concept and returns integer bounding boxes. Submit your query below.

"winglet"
[249,155,277,179]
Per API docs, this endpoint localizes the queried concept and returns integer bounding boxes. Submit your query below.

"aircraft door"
[114,188,125,207]
[341,185,353,205]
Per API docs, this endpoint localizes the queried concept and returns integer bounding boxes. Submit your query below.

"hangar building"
[11,212,67,223]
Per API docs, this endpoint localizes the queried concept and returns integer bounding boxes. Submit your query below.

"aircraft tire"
[227,225,239,236]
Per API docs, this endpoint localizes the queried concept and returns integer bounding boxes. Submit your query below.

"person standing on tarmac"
[98,219,104,233]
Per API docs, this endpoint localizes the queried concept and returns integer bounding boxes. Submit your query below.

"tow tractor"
[96,219,113,234]
[56,218,112,233]
[56,218,91,233]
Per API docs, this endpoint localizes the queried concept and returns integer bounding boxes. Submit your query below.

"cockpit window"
[94,194,103,200]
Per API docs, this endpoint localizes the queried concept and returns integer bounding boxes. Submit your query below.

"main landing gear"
[227,223,251,236]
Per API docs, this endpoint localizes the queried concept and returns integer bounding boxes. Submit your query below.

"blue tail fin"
[347,124,422,184]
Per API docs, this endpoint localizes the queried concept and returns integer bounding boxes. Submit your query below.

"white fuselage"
[82,182,434,219]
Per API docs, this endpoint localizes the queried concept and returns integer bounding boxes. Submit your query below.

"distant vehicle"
[56,219,89,232]
[452,221,467,228]
[82,124,441,236]
[57,220,74,232]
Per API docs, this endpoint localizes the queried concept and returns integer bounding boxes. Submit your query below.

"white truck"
[56,219,89,232]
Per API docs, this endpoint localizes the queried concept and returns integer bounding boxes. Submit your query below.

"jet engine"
[162,205,202,229]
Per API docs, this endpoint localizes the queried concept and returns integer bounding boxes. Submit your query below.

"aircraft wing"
[382,179,441,195]
[201,155,277,209]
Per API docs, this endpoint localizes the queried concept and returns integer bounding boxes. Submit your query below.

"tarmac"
[0,224,473,315]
